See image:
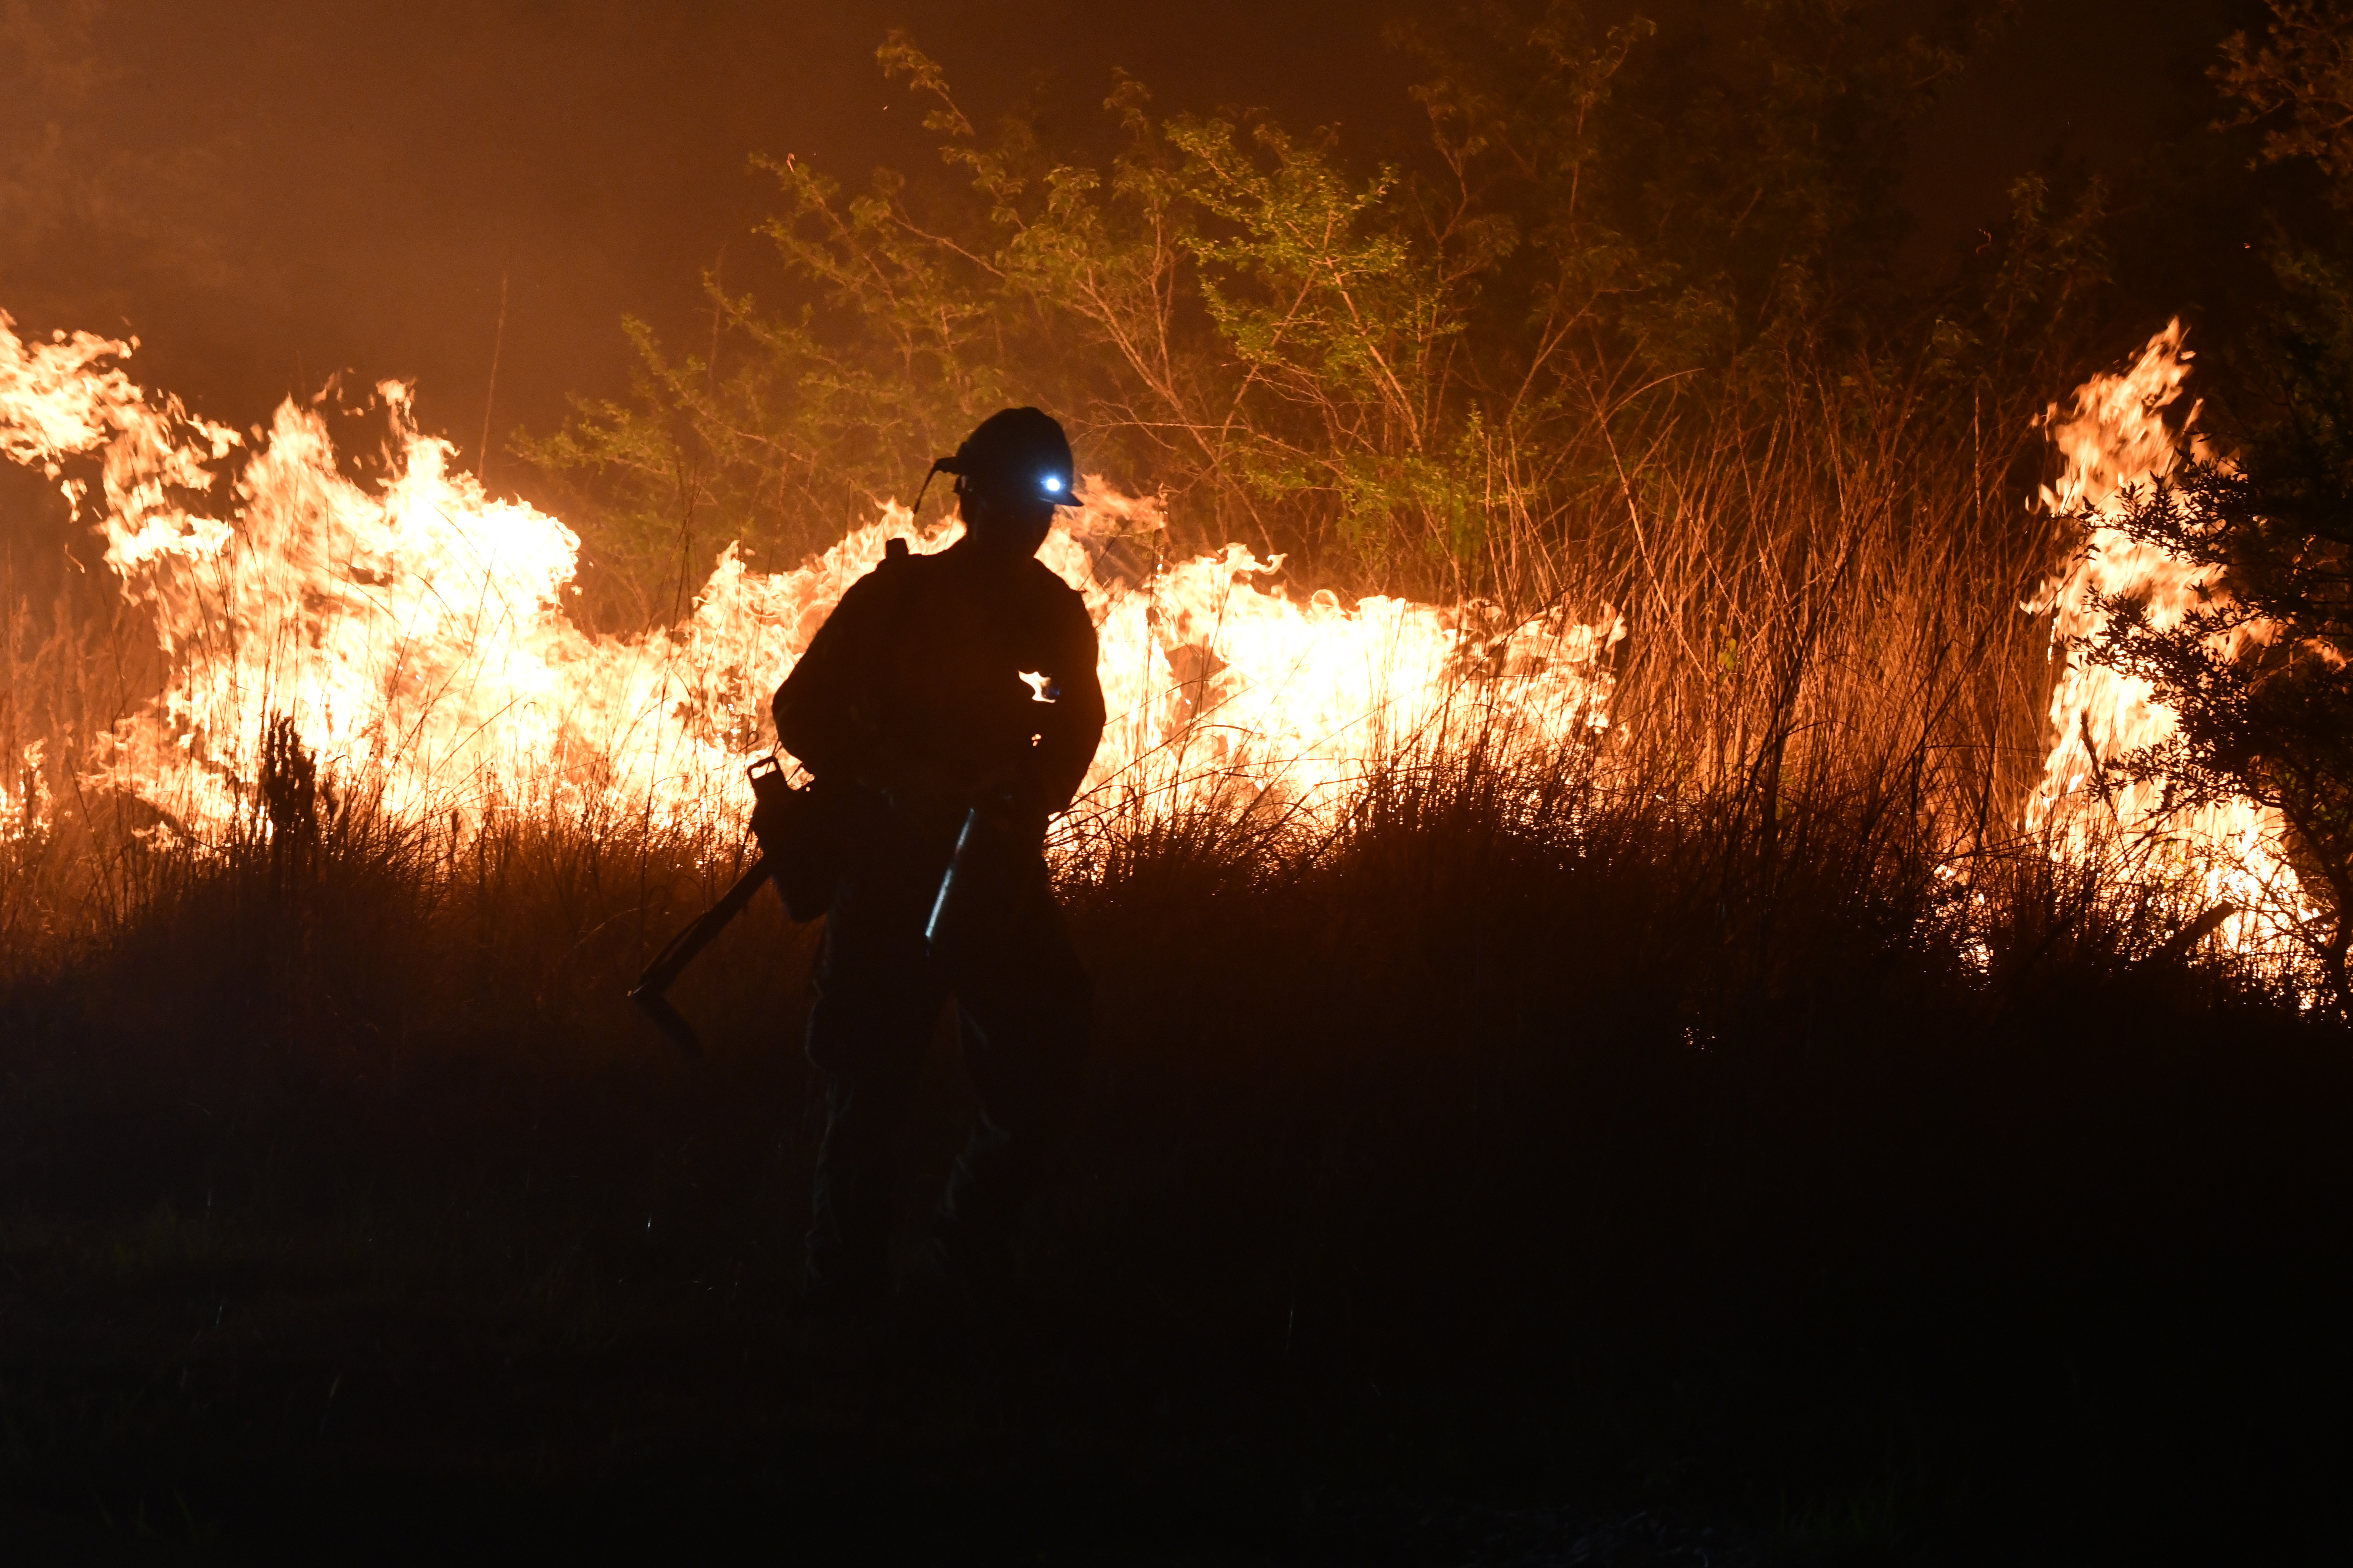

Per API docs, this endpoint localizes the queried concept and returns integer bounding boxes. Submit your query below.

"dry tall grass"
[0,344,2292,998]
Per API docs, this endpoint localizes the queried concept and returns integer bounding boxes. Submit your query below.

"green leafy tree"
[2218,0,2353,197]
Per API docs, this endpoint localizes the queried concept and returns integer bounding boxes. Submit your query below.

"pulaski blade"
[628,983,702,1056]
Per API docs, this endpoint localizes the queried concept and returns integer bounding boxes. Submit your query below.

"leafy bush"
[520,2,2111,615]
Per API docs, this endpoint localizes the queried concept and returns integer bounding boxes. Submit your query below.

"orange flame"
[2027,320,2313,961]
[2,308,2330,987]
[0,312,1623,852]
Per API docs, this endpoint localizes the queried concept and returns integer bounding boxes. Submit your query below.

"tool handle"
[633,854,773,998]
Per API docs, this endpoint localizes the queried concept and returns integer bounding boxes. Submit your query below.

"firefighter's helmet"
[932,407,1077,507]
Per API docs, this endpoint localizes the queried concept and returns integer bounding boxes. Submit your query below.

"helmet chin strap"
[910,457,954,518]
[911,455,1057,549]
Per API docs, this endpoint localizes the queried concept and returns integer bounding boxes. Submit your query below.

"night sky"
[1,0,2236,497]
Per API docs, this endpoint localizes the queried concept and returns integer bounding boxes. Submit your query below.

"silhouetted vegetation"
[3,742,2349,1560]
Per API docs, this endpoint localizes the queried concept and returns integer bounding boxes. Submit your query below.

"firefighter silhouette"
[771,407,1106,1319]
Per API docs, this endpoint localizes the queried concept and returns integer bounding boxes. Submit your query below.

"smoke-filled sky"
[1,0,2234,495]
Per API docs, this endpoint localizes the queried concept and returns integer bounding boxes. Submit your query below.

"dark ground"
[2,790,2350,1564]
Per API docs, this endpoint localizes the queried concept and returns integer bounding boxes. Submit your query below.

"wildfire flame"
[2026,320,2314,961]
[6,305,2320,981]
[0,312,1623,854]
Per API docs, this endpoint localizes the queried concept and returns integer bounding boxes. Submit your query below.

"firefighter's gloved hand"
[747,785,793,858]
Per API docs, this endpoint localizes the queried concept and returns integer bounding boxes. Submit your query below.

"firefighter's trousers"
[801,817,1089,1310]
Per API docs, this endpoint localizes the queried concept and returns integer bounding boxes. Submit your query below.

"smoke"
[0,1,235,323]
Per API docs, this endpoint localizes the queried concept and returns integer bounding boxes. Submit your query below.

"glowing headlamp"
[1043,475,1064,494]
